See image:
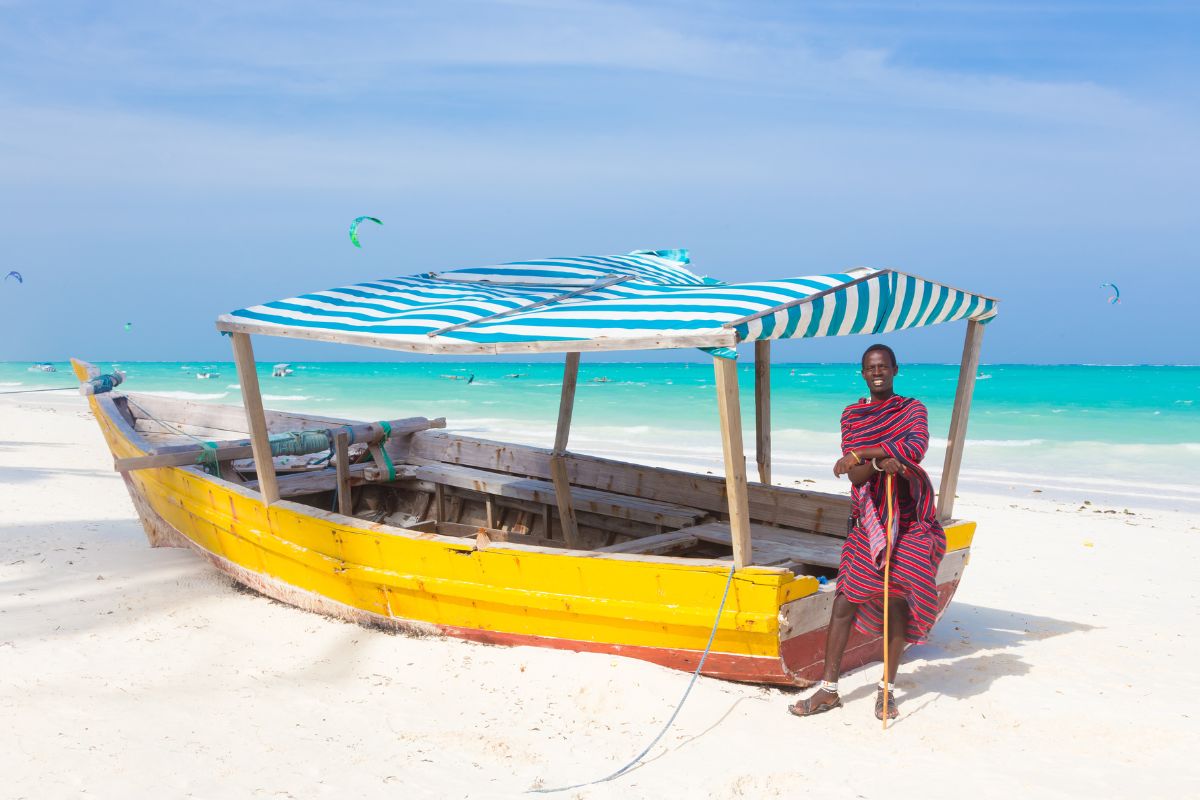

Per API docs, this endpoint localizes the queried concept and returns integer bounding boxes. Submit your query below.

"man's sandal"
[788,689,842,717]
[874,688,899,720]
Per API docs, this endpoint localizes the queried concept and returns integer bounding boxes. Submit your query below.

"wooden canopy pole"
[937,320,985,521]
[229,332,279,504]
[550,352,582,548]
[713,356,752,570]
[754,340,771,484]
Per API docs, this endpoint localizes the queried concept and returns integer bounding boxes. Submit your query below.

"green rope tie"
[195,441,220,476]
[372,420,396,481]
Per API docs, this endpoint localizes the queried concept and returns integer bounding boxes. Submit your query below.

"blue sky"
[1,1,1196,363]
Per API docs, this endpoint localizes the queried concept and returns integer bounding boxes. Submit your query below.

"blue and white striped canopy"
[217,251,998,356]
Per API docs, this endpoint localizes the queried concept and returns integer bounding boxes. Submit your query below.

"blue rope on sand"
[528,565,737,794]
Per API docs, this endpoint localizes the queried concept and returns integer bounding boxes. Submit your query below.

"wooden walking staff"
[882,472,895,731]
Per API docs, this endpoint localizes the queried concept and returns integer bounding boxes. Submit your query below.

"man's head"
[860,343,898,394]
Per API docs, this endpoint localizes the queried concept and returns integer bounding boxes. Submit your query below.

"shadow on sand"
[838,602,1097,722]
[0,465,118,484]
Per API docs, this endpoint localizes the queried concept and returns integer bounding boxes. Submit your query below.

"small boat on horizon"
[271,363,294,377]
[29,362,57,372]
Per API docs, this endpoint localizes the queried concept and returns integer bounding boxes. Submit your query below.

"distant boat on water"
[29,362,56,373]
[272,363,294,377]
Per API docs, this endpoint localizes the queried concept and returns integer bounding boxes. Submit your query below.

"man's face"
[861,351,897,393]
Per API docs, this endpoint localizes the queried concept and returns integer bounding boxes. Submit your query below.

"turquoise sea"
[4,361,1197,512]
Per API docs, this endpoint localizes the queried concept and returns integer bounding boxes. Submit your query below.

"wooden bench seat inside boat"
[408,431,852,537]
[595,531,699,556]
[410,461,708,529]
[676,520,844,569]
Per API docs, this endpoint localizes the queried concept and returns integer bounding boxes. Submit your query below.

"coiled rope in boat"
[528,564,737,794]
[267,430,332,457]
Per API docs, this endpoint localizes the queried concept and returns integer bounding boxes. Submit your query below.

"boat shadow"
[0,440,74,451]
[0,465,119,484]
[839,601,1097,720]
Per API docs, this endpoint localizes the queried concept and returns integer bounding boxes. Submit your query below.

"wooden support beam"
[113,416,444,473]
[230,333,279,504]
[754,340,771,484]
[937,320,985,521]
[551,352,582,548]
[334,431,352,516]
[713,356,752,570]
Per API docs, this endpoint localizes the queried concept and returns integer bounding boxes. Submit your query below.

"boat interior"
[112,392,856,580]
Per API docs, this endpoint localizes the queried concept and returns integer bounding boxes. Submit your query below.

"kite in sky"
[124,322,133,331]
[349,216,383,248]
[4,271,21,283]
[1100,282,1121,305]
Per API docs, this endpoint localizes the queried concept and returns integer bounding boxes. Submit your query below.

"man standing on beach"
[789,344,947,721]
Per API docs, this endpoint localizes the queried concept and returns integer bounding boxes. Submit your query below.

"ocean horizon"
[5,360,1197,513]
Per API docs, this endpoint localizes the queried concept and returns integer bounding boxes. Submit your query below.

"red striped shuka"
[838,394,946,644]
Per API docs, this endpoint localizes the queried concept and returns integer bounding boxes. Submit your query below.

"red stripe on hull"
[779,580,961,683]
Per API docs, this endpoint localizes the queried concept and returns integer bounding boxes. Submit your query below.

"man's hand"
[833,453,859,477]
[878,457,907,476]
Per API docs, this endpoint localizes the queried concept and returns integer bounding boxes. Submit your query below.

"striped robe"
[837,395,946,644]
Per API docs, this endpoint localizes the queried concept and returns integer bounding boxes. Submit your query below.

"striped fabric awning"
[217,251,998,357]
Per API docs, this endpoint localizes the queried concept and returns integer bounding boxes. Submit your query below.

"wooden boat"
[76,252,996,685]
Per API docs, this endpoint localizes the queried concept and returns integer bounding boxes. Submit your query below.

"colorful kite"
[349,216,383,248]
[4,271,21,283]
[1100,283,1121,305]
[124,322,133,331]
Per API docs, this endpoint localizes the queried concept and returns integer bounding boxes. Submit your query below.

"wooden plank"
[938,319,985,521]
[244,463,419,497]
[216,316,738,356]
[408,431,851,536]
[754,339,771,485]
[431,521,563,549]
[334,431,352,516]
[713,356,752,570]
[122,393,356,436]
[246,463,365,496]
[597,532,698,555]
[551,352,582,547]
[230,333,279,504]
[681,521,843,568]
[411,462,706,528]
[427,275,633,337]
[113,416,443,472]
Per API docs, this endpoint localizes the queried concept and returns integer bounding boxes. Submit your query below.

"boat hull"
[79,376,974,687]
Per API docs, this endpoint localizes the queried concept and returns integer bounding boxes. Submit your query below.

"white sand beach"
[2,393,1197,799]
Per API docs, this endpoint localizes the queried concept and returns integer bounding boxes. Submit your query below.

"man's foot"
[788,687,842,717]
[874,688,899,720]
